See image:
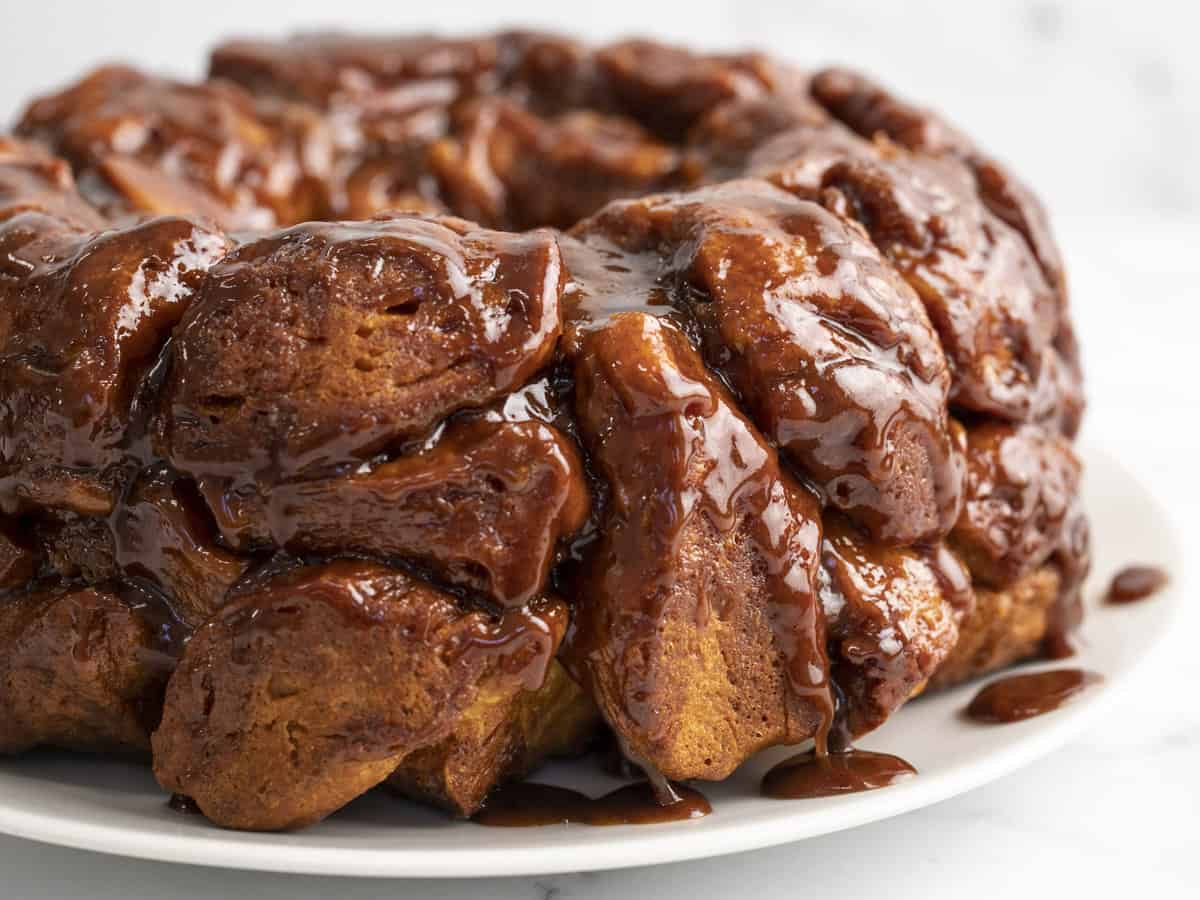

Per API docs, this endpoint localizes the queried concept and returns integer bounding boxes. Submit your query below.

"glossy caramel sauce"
[761,748,916,800]
[965,668,1102,723]
[1106,565,1169,604]
[473,781,710,827]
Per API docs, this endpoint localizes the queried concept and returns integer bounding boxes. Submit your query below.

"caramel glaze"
[113,462,249,630]
[1106,565,1168,605]
[208,32,512,109]
[0,520,37,588]
[761,748,916,800]
[473,780,710,827]
[428,97,687,231]
[553,171,1084,791]
[965,668,1102,723]
[808,67,1069,306]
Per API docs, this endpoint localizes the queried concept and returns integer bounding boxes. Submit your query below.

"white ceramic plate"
[0,445,1183,878]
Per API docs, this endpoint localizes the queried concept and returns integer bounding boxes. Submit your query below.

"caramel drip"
[761,748,916,800]
[1106,565,1168,605]
[965,669,1102,723]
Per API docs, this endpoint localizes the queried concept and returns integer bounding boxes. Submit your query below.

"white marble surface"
[0,215,1194,895]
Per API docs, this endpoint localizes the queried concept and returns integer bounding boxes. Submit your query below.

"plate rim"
[0,444,1185,878]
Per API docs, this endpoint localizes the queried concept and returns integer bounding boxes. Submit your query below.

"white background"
[1,1,1197,897]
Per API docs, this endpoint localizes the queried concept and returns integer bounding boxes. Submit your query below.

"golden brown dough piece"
[430,98,682,230]
[595,40,805,140]
[0,140,229,518]
[950,421,1083,588]
[808,68,974,157]
[930,565,1060,688]
[757,70,1090,682]
[209,33,512,221]
[789,69,1083,432]
[197,418,589,608]
[210,33,508,108]
[752,126,1065,424]
[818,516,972,734]
[684,93,828,180]
[161,215,565,488]
[388,660,598,816]
[925,420,1089,686]
[17,66,334,229]
[566,312,831,781]
[809,67,1067,299]
[33,465,247,632]
[0,584,172,755]
[0,212,227,517]
[0,135,107,228]
[152,560,566,830]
